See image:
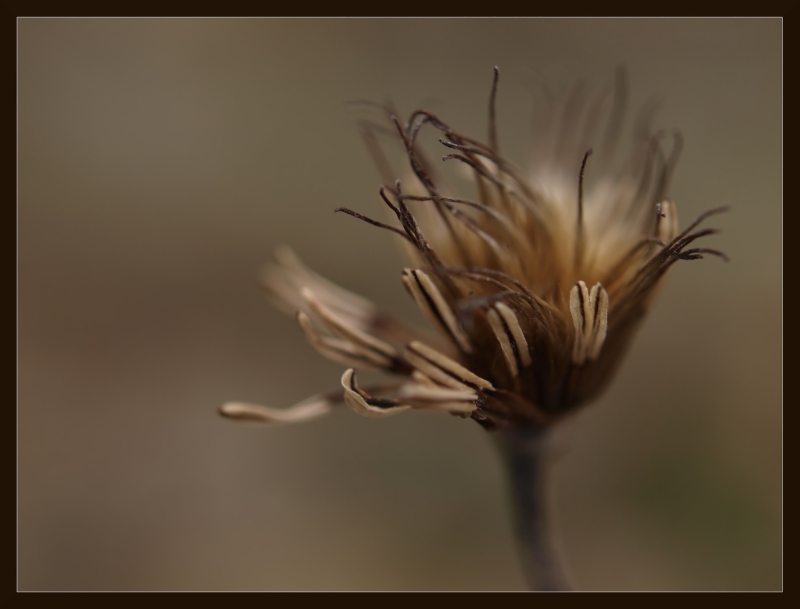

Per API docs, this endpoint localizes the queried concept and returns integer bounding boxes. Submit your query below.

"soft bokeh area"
[18,18,781,591]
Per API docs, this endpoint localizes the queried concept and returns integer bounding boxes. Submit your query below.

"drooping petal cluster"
[221,69,726,431]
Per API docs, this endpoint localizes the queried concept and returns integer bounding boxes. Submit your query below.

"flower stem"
[497,427,571,591]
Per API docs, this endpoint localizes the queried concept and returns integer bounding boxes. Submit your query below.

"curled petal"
[341,369,410,418]
[219,397,332,425]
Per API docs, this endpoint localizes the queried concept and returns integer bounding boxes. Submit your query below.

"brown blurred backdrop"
[18,18,781,591]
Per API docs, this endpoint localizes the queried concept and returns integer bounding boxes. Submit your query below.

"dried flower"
[221,68,727,432]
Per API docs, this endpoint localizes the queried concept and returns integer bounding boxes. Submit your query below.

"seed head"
[221,68,727,431]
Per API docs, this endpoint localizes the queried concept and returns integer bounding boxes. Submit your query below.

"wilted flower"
[221,68,726,433]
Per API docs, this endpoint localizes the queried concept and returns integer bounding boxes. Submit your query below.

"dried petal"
[219,398,331,425]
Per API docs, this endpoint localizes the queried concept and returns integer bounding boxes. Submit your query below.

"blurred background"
[18,18,781,591]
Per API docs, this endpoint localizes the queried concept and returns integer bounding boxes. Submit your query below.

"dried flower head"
[221,68,727,432]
